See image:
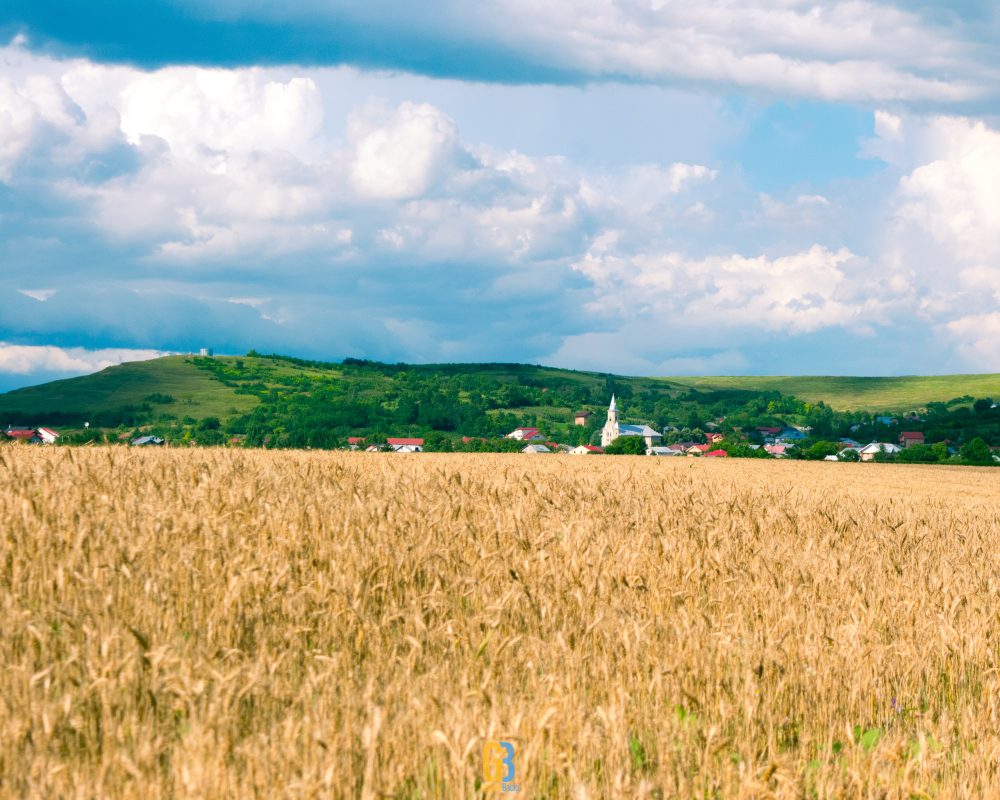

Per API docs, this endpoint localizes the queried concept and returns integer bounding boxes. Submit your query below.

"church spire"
[609,394,616,412]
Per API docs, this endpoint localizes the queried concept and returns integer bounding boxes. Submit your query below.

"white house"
[522,444,551,454]
[647,446,684,456]
[600,395,662,449]
[569,445,603,455]
[36,427,59,445]
[387,437,424,452]
[859,442,901,462]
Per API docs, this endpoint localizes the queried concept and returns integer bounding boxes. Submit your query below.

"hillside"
[0,354,998,450]
[666,374,1000,411]
[2,355,997,419]
[0,356,257,423]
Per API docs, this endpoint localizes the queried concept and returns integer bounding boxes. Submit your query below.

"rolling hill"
[665,374,1000,411]
[0,355,996,420]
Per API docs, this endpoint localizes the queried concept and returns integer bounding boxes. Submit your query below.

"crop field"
[3,448,1000,798]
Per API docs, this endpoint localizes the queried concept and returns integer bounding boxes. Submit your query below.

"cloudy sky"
[1,1,999,389]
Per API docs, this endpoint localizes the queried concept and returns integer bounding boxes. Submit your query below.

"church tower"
[601,395,620,448]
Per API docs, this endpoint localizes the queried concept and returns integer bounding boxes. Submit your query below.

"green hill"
[0,356,258,423]
[664,374,1000,412]
[0,353,998,454]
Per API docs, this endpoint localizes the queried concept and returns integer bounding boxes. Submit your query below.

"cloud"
[1,42,1000,376]
[18,288,56,301]
[349,101,467,200]
[4,1,1000,107]
[0,343,169,374]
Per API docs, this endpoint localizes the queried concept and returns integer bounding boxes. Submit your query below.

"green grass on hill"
[664,374,1000,411]
[0,354,998,426]
[0,356,257,421]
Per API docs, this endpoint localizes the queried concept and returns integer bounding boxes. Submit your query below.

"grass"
[665,374,1000,410]
[0,356,257,421]
[3,448,1000,797]
[3,355,999,425]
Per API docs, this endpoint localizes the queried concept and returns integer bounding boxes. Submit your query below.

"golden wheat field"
[2,447,1000,799]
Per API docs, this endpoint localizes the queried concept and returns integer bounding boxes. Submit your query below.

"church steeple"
[601,394,619,448]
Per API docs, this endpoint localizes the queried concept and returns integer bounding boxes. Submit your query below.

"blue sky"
[1,1,1000,389]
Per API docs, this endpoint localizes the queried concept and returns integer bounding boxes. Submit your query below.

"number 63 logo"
[482,740,516,791]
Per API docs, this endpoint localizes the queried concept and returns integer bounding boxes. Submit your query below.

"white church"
[600,395,663,448]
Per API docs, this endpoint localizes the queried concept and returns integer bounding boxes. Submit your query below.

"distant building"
[647,446,684,456]
[573,411,593,426]
[522,444,551,454]
[899,431,925,448]
[386,437,424,452]
[706,432,725,444]
[600,396,662,448]
[859,442,902,462]
[5,426,41,444]
[704,449,728,458]
[131,435,165,446]
[199,348,214,357]
[507,427,545,441]
[36,428,59,445]
[569,444,603,455]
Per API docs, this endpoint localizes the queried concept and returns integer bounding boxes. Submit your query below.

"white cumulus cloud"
[0,343,169,375]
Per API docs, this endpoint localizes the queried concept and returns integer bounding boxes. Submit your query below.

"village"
[11,394,993,464]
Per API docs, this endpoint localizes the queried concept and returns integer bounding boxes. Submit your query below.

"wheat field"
[2,447,1000,798]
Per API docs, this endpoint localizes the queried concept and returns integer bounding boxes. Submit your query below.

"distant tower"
[199,348,213,357]
[601,395,620,448]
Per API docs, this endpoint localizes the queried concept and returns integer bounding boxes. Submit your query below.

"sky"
[1,1,1000,389]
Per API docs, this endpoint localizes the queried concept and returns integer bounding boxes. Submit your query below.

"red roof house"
[347,436,366,445]
[757,426,782,435]
[386,438,424,447]
[899,431,925,448]
[507,427,545,441]
[704,449,728,457]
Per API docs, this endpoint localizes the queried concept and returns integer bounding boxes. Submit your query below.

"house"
[776,427,807,442]
[668,441,698,452]
[764,444,790,457]
[838,437,861,448]
[522,444,551,454]
[365,444,381,452]
[823,454,840,461]
[704,449,728,458]
[507,427,545,441]
[5,426,39,442]
[686,444,711,456]
[859,442,901,462]
[899,431,925,448]
[36,427,59,445]
[600,396,662,448]
[647,446,684,456]
[875,416,897,426]
[387,437,424,452]
[705,432,725,444]
[756,426,781,436]
[573,411,592,426]
[570,444,603,455]
[347,436,366,450]
[131,435,164,446]
[837,446,860,459]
